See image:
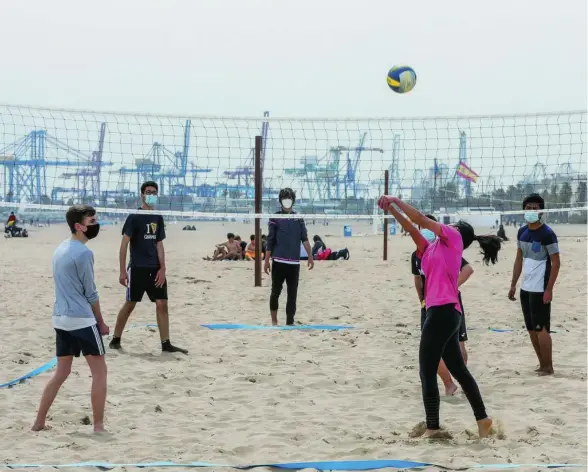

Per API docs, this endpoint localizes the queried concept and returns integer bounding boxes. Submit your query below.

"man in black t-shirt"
[410,214,473,396]
[109,181,187,354]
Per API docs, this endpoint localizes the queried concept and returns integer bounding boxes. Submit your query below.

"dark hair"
[279,187,296,203]
[227,233,235,239]
[235,235,241,240]
[261,234,267,239]
[66,205,96,234]
[453,220,502,265]
[141,181,159,194]
[313,235,323,243]
[250,234,255,241]
[424,214,437,222]
[522,193,545,210]
[10,211,14,215]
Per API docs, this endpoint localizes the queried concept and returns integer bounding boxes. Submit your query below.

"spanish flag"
[456,161,479,183]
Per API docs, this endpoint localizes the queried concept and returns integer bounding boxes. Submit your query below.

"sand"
[0,220,586,471]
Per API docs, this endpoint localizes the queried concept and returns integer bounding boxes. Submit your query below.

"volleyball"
[387,65,417,94]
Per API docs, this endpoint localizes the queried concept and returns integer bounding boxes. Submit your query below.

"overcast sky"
[0,0,586,118]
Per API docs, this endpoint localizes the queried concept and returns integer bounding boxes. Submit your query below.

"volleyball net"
[0,104,586,226]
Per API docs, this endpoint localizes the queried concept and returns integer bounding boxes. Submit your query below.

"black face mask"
[83,223,100,240]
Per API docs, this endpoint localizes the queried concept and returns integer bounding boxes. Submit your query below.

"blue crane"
[60,122,108,202]
[117,119,212,197]
[223,111,273,198]
[328,133,384,199]
[0,126,113,203]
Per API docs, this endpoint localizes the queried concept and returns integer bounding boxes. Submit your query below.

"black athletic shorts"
[55,325,105,357]
[520,289,551,332]
[127,266,168,302]
[420,293,468,342]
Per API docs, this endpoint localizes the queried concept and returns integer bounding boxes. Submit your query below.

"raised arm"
[387,203,428,254]
[379,196,443,236]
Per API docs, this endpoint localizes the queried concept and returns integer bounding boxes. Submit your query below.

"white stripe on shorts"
[126,267,132,301]
[91,324,105,356]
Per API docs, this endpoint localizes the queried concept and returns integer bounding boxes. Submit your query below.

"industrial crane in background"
[285,133,383,201]
[0,124,112,203]
[116,119,212,198]
[59,122,108,202]
[222,111,271,198]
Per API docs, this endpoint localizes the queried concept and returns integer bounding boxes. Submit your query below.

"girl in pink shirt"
[379,195,502,439]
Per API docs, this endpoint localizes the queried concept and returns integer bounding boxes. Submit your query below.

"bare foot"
[534,366,543,372]
[94,424,106,433]
[31,422,47,431]
[271,321,278,326]
[445,383,458,396]
[477,417,493,438]
[421,429,453,439]
[538,368,554,376]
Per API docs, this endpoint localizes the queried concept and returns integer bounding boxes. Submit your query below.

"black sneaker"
[109,337,122,350]
[162,340,188,354]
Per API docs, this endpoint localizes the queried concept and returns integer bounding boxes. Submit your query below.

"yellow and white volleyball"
[387,65,417,94]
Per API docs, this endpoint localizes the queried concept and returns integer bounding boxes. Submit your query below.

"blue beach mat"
[201,324,354,331]
[0,358,57,389]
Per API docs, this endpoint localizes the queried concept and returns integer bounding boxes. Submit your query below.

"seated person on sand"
[497,224,509,241]
[244,234,257,260]
[235,235,247,260]
[6,212,17,227]
[203,232,242,261]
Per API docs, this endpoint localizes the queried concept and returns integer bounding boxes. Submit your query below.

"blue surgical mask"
[145,195,158,207]
[524,211,540,224]
[420,229,436,242]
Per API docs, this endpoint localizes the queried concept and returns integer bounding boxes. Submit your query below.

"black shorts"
[127,266,168,303]
[520,289,551,332]
[420,295,468,342]
[55,325,105,357]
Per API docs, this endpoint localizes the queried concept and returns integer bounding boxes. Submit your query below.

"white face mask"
[281,199,293,209]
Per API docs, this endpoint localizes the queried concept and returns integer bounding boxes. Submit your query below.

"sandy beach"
[0,220,586,471]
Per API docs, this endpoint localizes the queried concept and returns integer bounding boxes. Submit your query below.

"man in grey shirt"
[32,205,110,433]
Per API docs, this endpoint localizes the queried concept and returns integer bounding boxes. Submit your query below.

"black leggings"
[420,304,487,430]
[269,261,300,325]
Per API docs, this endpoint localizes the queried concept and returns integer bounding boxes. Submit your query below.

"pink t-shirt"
[419,224,463,312]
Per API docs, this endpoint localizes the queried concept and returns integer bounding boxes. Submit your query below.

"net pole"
[254,135,263,287]
[383,169,389,261]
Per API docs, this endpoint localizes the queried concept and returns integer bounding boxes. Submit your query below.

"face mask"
[524,211,540,224]
[281,198,293,210]
[145,195,158,207]
[83,223,100,240]
[420,229,436,243]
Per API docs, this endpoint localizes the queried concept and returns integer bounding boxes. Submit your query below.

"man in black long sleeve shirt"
[264,188,314,325]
